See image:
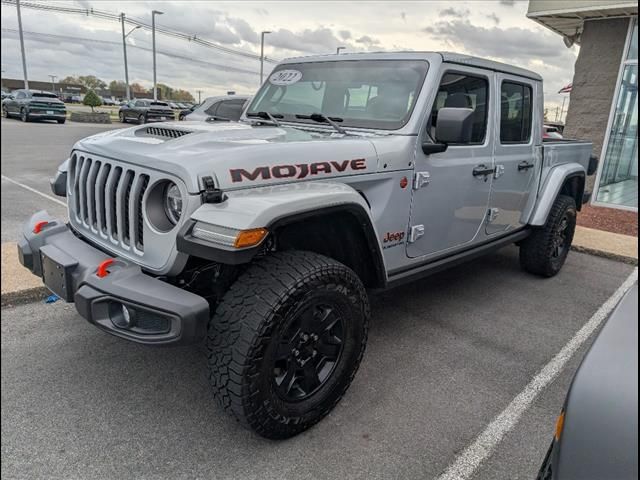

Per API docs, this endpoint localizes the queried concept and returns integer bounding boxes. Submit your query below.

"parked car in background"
[184,95,251,122]
[178,104,198,120]
[2,89,66,123]
[63,95,83,104]
[537,283,638,480]
[1,90,11,100]
[544,124,563,139]
[118,99,175,124]
[167,102,180,109]
[101,97,117,106]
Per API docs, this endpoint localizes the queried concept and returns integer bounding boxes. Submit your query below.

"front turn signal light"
[234,228,268,249]
[554,410,565,441]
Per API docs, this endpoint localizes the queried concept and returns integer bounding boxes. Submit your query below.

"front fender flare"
[529,163,585,226]
[178,182,385,275]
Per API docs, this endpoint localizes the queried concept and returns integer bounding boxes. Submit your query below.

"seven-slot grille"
[68,154,150,254]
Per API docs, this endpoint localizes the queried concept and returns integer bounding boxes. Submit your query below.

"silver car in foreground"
[537,283,638,479]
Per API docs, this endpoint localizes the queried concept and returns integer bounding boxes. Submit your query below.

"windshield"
[247,60,428,130]
[33,92,58,98]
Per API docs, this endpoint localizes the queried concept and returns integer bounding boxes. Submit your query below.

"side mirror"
[435,107,474,144]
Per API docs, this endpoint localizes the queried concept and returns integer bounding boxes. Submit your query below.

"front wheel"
[119,111,127,123]
[20,108,30,122]
[520,195,577,277]
[138,114,146,124]
[207,251,369,439]
[2,106,8,118]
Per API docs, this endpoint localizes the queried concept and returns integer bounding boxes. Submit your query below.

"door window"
[428,73,489,144]
[216,100,245,121]
[16,91,26,99]
[204,101,220,116]
[500,82,533,143]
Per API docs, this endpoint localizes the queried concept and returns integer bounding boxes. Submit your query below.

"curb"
[571,245,638,266]
[1,286,49,307]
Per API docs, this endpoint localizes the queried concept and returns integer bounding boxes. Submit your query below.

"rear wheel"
[207,250,369,439]
[57,118,66,124]
[520,195,577,277]
[2,106,8,118]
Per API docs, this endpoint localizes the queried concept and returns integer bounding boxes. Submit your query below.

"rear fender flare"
[529,163,585,226]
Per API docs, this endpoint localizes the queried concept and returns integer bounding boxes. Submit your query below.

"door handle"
[518,161,535,171]
[472,165,495,177]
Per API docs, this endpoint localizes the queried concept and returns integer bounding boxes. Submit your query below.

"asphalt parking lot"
[1,118,636,480]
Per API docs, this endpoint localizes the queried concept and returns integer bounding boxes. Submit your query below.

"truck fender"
[179,182,386,282]
[529,163,586,226]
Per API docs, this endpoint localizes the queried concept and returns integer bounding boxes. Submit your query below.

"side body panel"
[406,63,496,259]
[486,74,542,234]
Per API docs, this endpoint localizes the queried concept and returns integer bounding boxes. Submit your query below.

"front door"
[486,75,539,234]
[407,66,495,258]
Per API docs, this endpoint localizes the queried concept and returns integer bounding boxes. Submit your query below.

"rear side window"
[429,73,489,144]
[216,100,246,121]
[500,82,532,143]
[204,101,220,116]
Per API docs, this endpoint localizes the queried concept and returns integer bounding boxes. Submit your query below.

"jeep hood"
[73,121,382,193]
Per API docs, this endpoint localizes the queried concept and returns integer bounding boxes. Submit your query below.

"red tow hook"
[96,258,116,278]
[33,221,49,234]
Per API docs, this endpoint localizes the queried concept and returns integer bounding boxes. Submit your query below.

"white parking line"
[1,174,67,207]
[436,267,638,480]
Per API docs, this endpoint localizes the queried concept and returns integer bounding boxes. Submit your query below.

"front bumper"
[18,211,209,346]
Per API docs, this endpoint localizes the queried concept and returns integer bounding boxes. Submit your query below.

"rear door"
[486,75,540,234]
[406,66,496,258]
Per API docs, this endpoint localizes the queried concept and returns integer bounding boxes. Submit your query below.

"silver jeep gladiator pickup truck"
[19,52,597,439]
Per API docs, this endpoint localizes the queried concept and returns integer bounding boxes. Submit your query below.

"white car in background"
[184,95,251,122]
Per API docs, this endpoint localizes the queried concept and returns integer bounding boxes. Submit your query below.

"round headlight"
[164,182,182,225]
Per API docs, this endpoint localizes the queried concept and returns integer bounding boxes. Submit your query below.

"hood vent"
[141,126,193,139]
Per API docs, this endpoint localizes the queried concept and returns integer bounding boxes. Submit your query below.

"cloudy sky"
[1,0,577,114]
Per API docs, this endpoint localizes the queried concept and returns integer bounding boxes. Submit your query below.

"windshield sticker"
[269,70,303,86]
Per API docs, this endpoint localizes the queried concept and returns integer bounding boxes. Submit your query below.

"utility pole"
[152,10,164,101]
[16,0,29,89]
[121,13,140,101]
[336,46,345,54]
[196,90,203,104]
[48,74,57,94]
[260,31,271,85]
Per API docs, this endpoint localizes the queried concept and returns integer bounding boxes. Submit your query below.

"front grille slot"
[69,156,152,255]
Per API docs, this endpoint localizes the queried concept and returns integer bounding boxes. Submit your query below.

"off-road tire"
[207,250,369,439]
[520,194,577,277]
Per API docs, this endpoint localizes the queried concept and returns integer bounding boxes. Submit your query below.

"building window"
[595,18,638,210]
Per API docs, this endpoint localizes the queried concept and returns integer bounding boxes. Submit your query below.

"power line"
[1,0,280,64]
[1,28,261,77]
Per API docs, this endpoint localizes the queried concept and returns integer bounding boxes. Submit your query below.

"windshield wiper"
[295,113,347,135]
[246,111,283,126]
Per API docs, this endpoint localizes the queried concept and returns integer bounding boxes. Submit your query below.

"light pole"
[336,46,345,54]
[48,74,57,94]
[16,0,29,89]
[121,13,140,101]
[260,31,271,85]
[152,10,164,100]
[196,89,203,104]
